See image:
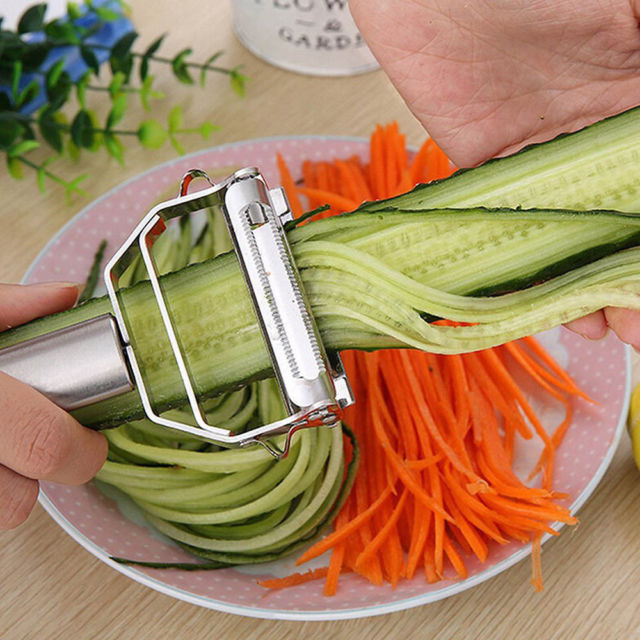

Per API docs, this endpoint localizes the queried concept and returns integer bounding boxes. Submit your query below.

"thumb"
[0,282,81,331]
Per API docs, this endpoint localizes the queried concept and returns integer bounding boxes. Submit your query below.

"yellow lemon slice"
[628,382,640,469]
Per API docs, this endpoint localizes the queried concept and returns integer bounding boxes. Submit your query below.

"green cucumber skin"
[360,105,640,214]
[3,107,640,428]
[464,231,640,297]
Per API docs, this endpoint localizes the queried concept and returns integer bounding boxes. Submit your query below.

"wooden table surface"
[2,2,640,638]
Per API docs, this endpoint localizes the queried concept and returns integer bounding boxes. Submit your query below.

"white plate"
[25,136,631,620]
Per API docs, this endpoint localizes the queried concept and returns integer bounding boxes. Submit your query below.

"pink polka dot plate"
[24,137,631,620]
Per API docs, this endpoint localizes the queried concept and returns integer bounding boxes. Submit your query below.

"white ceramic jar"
[230,0,379,76]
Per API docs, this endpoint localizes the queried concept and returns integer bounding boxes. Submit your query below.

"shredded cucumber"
[94,216,355,567]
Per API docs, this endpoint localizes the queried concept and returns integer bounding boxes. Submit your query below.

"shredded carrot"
[296,186,358,213]
[530,533,544,592]
[276,152,304,218]
[265,125,585,596]
[295,486,395,566]
[258,567,329,589]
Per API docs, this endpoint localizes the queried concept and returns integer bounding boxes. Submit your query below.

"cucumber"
[102,423,359,568]
[360,105,640,213]
[3,107,640,429]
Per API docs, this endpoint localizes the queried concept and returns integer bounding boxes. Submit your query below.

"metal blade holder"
[105,167,354,458]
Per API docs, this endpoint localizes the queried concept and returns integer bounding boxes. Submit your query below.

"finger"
[604,307,640,349]
[0,372,108,484]
[0,464,39,530]
[0,282,81,331]
[564,310,608,340]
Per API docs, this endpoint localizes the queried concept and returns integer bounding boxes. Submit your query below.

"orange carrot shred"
[258,567,329,590]
[276,152,304,218]
[530,533,544,592]
[295,486,395,566]
[296,186,358,213]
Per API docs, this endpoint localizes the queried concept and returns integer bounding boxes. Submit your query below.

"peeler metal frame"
[104,167,354,457]
[0,167,354,458]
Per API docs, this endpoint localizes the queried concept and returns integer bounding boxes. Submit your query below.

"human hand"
[350,0,640,348]
[0,283,108,530]
[350,0,640,167]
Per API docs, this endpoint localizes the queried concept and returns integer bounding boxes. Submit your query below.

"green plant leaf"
[65,173,89,203]
[75,71,89,108]
[0,118,24,149]
[171,48,193,84]
[110,31,137,81]
[112,31,138,59]
[71,110,94,149]
[67,173,89,191]
[86,110,102,151]
[199,51,223,86]
[46,59,66,88]
[199,122,218,139]
[17,4,46,34]
[168,134,184,155]
[110,53,133,81]
[8,139,40,158]
[17,78,40,108]
[6,156,23,180]
[139,55,149,82]
[145,34,165,57]
[21,41,51,71]
[139,34,165,81]
[37,166,47,193]
[139,77,150,111]
[53,111,69,127]
[109,71,126,98]
[45,20,79,44]
[11,61,22,101]
[0,94,11,112]
[0,31,26,62]
[139,74,163,111]
[67,137,80,162]
[38,110,63,153]
[104,132,124,165]
[230,68,248,98]
[80,45,100,75]
[137,119,167,149]
[95,6,122,21]
[106,93,127,129]
[21,122,36,141]
[167,105,182,132]
[46,68,72,111]
[172,64,192,84]
[35,157,62,194]
[67,2,83,21]
[172,48,192,65]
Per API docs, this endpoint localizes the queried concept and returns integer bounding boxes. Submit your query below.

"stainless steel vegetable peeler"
[0,167,354,458]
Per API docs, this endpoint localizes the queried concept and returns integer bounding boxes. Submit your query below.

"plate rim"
[29,135,632,621]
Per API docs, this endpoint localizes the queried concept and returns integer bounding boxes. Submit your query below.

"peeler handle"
[0,314,134,412]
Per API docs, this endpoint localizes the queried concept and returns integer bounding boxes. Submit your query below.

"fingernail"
[27,281,83,305]
[577,327,609,342]
[27,280,82,288]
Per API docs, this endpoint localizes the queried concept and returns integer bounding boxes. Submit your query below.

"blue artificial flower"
[2,0,134,113]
